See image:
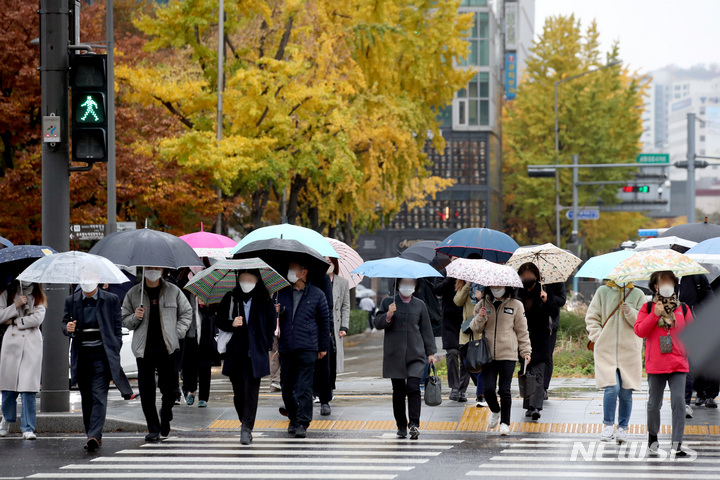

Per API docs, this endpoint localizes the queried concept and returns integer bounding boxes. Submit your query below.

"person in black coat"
[433,263,470,402]
[276,261,330,439]
[181,298,220,407]
[62,283,124,452]
[216,270,275,445]
[679,273,718,410]
[543,281,567,397]
[516,263,559,421]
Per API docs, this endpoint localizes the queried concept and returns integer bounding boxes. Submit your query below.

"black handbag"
[424,363,443,406]
[518,360,536,399]
[464,331,492,373]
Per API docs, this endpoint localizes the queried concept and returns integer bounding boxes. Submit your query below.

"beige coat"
[585,284,646,390]
[454,283,475,345]
[0,292,45,393]
[470,295,532,361]
[331,275,350,373]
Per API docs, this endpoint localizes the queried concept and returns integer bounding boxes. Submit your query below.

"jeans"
[647,372,686,445]
[136,351,180,434]
[482,360,516,425]
[280,350,317,427]
[603,370,633,429]
[229,362,261,430]
[1,391,36,433]
[77,346,111,440]
[391,377,422,429]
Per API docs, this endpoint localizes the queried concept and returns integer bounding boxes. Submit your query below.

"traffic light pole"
[106,0,117,235]
[687,112,696,224]
[40,0,71,412]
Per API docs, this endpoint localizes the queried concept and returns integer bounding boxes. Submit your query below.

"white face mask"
[145,270,162,282]
[490,287,505,299]
[240,282,256,293]
[287,270,299,284]
[327,264,334,275]
[20,281,33,289]
[658,284,675,298]
[399,286,415,297]
[80,281,98,294]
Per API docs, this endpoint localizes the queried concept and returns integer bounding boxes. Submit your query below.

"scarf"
[653,292,678,328]
[605,280,635,317]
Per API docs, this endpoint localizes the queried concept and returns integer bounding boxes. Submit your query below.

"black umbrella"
[233,238,330,281]
[0,245,57,288]
[399,241,441,263]
[659,219,720,243]
[89,228,203,269]
[0,236,13,250]
[680,294,720,381]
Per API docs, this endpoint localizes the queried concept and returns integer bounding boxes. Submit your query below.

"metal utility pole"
[571,154,579,238]
[687,112,696,223]
[40,0,70,412]
[215,0,224,235]
[106,0,117,235]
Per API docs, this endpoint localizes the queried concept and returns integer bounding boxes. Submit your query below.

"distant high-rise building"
[356,0,535,261]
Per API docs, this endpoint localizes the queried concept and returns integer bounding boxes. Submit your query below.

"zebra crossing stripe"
[139,442,454,449]
[61,464,414,471]
[91,456,429,464]
[115,448,443,456]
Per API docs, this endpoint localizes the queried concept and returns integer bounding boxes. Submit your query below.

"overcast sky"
[534,0,720,74]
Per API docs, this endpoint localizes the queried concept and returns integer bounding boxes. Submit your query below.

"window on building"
[460,0,488,6]
[455,72,490,127]
[460,12,490,67]
[700,135,706,142]
[700,107,706,114]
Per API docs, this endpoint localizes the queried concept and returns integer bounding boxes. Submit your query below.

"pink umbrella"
[179,223,237,259]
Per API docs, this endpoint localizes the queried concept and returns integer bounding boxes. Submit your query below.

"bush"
[348,309,369,336]
[553,309,595,377]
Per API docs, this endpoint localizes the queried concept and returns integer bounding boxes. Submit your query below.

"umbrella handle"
[140,267,145,308]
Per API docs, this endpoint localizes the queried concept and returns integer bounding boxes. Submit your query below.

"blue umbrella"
[0,245,57,286]
[351,257,443,279]
[0,236,13,249]
[231,224,338,258]
[574,250,635,280]
[435,228,518,263]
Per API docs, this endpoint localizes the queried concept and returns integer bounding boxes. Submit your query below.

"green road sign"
[636,153,669,164]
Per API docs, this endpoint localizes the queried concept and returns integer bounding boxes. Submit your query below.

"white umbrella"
[446,258,523,288]
[634,236,697,252]
[505,243,581,284]
[355,284,377,298]
[17,251,129,285]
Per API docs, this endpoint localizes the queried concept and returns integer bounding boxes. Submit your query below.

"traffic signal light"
[70,53,108,164]
[621,185,650,193]
[527,168,556,178]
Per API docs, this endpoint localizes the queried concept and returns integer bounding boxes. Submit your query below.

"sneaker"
[616,427,627,444]
[648,434,659,455]
[686,404,694,418]
[287,423,297,435]
[22,431,36,440]
[525,408,534,418]
[695,395,706,406]
[270,382,282,392]
[476,395,487,408]
[531,409,541,421]
[320,404,331,416]
[457,393,468,403]
[294,425,307,438]
[85,437,100,452]
[488,411,501,429]
[240,427,253,445]
[145,433,160,443]
[409,425,420,440]
[279,406,288,417]
[313,396,321,404]
[174,394,181,406]
[396,428,407,439]
[499,423,510,435]
[0,419,9,437]
[601,425,615,442]
[185,393,195,406]
[449,389,459,402]
[705,398,718,408]
[671,443,689,457]
[198,400,208,408]
[543,389,549,401]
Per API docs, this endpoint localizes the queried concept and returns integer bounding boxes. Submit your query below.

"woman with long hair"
[0,280,47,439]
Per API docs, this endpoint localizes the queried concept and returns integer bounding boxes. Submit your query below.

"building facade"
[356,0,535,261]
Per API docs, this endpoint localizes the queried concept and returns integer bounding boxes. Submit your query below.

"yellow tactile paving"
[207,406,720,435]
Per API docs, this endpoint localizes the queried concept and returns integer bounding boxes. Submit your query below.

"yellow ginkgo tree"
[116,0,473,240]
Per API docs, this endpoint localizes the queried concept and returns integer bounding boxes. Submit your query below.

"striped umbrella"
[325,238,364,288]
[184,258,290,304]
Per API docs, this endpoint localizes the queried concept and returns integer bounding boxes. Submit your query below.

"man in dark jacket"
[680,274,717,411]
[433,264,469,402]
[277,261,330,438]
[543,282,567,399]
[62,281,123,452]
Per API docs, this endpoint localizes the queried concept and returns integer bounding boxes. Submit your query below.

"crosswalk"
[27,434,463,479]
[466,436,719,478]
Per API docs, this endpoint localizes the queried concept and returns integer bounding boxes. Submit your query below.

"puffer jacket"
[277,284,330,353]
[121,280,193,357]
[469,294,531,361]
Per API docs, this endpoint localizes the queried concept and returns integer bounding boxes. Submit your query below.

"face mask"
[522,279,536,290]
[20,281,33,289]
[287,270,299,284]
[399,286,415,297]
[240,282,256,293]
[490,287,505,299]
[145,270,162,282]
[327,264,334,275]
[658,284,675,298]
[80,282,98,294]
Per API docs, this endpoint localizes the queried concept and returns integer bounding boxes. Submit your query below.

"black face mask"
[522,279,536,290]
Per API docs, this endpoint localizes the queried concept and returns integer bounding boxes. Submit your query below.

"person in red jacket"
[634,270,692,457]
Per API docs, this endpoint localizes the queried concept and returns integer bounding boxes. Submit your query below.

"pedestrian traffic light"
[70,53,108,163]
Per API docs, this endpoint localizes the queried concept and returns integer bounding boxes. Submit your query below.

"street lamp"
[552,59,622,246]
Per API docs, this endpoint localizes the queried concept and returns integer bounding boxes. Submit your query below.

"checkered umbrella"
[184,258,290,304]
